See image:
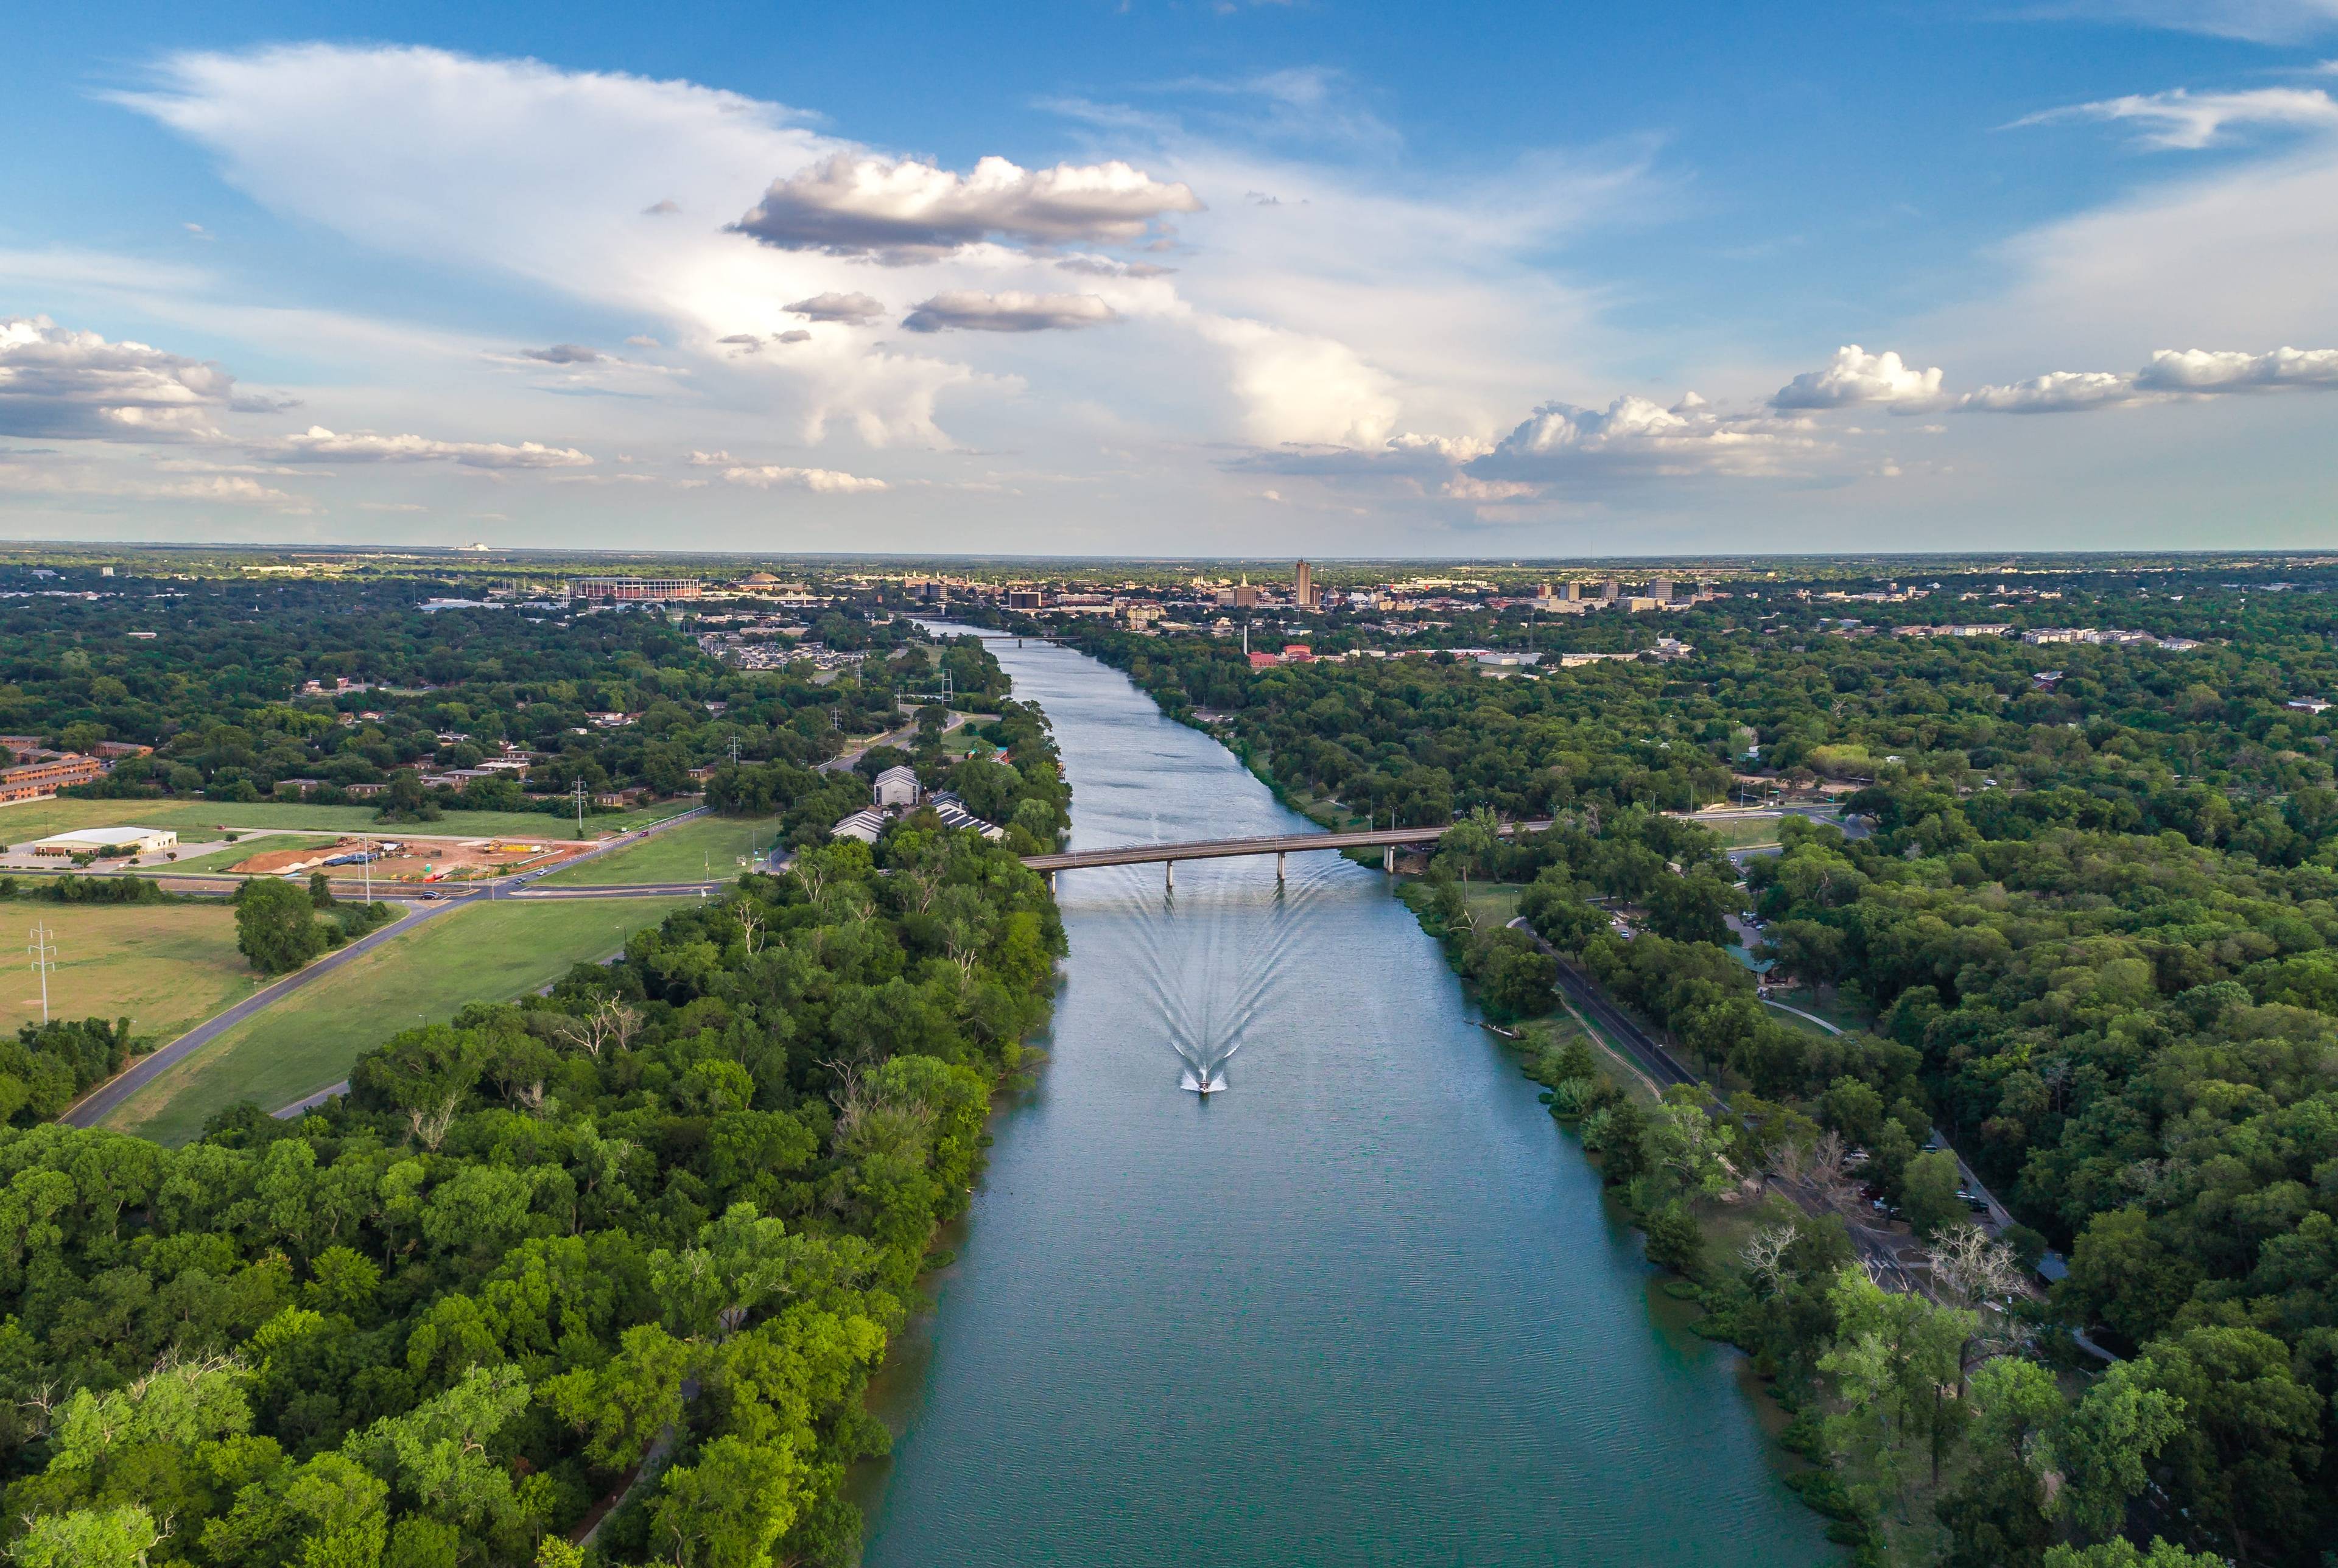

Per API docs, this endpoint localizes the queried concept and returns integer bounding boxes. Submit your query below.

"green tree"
[2133,1326,2325,1564]
[1900,1149,1965,1239]
[1518,870,1606,951]
[234,877,326,975]
[1936,1357,2064,1568]
[653,1435,806,1568]
[309,869,333,908]
[2051,1360,2184,1545]
[7,1505,160,1568]
[1642,1202,1704,1276]
[2040,1542,2225,1568]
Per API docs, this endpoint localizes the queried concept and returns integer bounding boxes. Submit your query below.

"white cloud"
[1954,369,2143,412]
[1771,345,1945,410]
[1471,394,1816,479]
[0,459,303,505]
[2135,344,2338,388]
[784,291,885,324]
[730,152,1201,262]
[0,315,236,440]
[519,343,603,364]
[687,449,733,465]
[2022,1,2338,44]
[1955,346,2338,410]
[1193,315,1399,447]
[2014,86,2338,150]
[720,463,888,492]
[900,291,1118,333]
[268,425,594,467]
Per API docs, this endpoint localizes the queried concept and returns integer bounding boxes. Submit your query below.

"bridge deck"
[1022,821,1553,872]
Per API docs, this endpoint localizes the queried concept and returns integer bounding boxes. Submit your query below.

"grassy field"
[99,895,690,1146]
[542,816,782,886]
[1461,880,1524,930]
[0,901,259,1045]
[0,797,691,848]
[164,835,348,874]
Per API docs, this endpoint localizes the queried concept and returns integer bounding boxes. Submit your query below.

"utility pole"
[27,921,55,1025]
[362,833,370,902]
[573,777,588,838]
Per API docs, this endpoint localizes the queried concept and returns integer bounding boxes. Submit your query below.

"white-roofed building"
[30,826,178,857]
[873,765,921,808]
[831,808,885,845]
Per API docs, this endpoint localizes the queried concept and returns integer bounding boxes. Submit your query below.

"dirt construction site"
[227,834,593,883]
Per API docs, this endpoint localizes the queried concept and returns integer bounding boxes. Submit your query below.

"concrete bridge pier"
[1165,860,1174,892]
[1383,844,1396,873]
[1048,870,1058,894]
[1276,851,1286,883]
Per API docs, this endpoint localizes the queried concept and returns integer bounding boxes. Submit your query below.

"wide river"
[859,630,1834,1566]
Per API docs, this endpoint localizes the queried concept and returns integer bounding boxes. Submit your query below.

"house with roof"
[873,765,921,808]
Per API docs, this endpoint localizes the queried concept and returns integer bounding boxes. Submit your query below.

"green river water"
[857,630,1836,1567]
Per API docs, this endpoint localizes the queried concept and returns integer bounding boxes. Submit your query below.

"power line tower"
[27,921,55,1025]
[728,730,741,765]
[572,777,588,838]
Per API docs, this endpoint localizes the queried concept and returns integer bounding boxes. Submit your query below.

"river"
[858,629,1835,1566]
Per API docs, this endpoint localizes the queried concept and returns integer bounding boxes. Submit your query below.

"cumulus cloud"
[0,315,237,440]
[784,291,885,324]
[2014,86,2338,150]
[730,152,1201,262]
[720,463,889,492]
[1955,345,2338,410]
[267,425,594,467]
[520,343,603,363]
[776,329,812,344]
[899,291,1118,334]
[1470,394,1814,479]
[2135,343,2338,388]
[687,449,733,465]
[1771,345,1945,410]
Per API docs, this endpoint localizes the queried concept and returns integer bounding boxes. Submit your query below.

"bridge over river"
[1021,819,1556,887]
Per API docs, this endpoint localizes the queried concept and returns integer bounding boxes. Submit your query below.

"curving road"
[58,895,474,1129]
[54,807,719,1130]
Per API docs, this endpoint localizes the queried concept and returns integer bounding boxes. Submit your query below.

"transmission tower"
[27,922,55,1025]
[573,777,588,837]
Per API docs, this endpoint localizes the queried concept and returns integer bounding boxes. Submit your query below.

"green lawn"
[541,816,782,886]
[0,797,691,849]
[99,895,690,1145]
[164,835,348,874]
[0,900,259,1046]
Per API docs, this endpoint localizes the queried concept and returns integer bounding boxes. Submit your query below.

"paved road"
[1504,916,1696,1089]
[58,894,476,1129]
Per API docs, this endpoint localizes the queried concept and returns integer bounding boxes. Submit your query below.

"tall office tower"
[1562,581,1584,601]
[1601,578,1621,601]
[1294,559,1316,608]
[1650,578,1674,603]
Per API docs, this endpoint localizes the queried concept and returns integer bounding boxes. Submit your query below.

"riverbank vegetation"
[1075,593,2338,1567]
[0,812,1063,1565]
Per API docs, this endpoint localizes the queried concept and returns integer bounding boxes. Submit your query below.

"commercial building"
[874,765,921,807]
[29,826,177,858]
[1293,559,1318,609]
[0,751,106,804]
[568,576,703,603]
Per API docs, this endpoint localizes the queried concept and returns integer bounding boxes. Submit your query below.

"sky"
[3,0,2337,558]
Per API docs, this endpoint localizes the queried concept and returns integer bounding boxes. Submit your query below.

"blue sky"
[4,0,2337,555]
